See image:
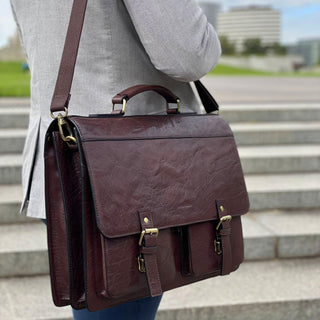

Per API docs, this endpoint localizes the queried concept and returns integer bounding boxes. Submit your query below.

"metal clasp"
[111,99,127,115]
[216,215,232,231]
[57,116,77,145]
[138,255,146,273]
[214,239,222,255]
[138,228,159,246]
[166,99,181,113]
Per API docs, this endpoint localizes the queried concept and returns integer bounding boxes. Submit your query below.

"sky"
[0,0,319,48]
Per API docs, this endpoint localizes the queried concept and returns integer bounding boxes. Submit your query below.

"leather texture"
[45,109,250,311]
[44,0,248,312]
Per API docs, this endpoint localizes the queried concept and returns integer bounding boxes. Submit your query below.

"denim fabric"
[72,295,162,320]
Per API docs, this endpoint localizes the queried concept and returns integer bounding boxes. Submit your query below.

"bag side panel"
[52,133,86,309]
[44,130,70,306]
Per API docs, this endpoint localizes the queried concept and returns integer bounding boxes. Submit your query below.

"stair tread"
[1,145,319,169]
[0,108,29,115]
[0,258,319,320]
[238,144,320,157]
[245,173,320,192]
[1,211,319,255]
[230,121,320,131]
[0,184,23,203]
[0,173,320,205]
[0,128,28,137]
[220,103,320,110]
[0,223,46,253]
[0,154,22,166]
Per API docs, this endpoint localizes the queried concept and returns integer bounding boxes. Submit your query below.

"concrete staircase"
[0,99,319,320]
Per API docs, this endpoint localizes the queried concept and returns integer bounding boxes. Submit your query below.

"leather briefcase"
[44,0,250,311]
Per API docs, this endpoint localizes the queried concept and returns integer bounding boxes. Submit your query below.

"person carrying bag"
[11,0,249,319]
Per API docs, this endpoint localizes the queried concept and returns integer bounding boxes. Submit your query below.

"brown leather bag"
[44,0,250,311]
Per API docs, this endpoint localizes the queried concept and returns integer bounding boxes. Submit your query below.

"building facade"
[287,38,320,66]
[217,6,281,53]
[198,1,221,29]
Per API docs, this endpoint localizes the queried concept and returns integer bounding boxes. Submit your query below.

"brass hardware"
[139,228,159,246]
[216,215,232,231]
[138,255,146,273]
[111,99,127,115]
[176,99,181,113]
[57,116,77,145]
[166,99,181,113]
[50,107,68,119]
[144,217,149,223]
[214,239,222,255]
[220,205,224,212]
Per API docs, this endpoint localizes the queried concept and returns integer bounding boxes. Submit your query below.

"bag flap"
[70,114,249,238]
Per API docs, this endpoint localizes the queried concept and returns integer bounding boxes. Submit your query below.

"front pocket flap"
[72,115,250,238]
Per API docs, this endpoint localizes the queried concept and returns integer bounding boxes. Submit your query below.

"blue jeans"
[72,295,162,320]
[42,219,163,319]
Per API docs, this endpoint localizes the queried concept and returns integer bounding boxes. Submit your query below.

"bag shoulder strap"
[50,0,219,115]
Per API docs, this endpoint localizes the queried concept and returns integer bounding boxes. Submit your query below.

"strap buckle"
[111,99,127,115]
[216,215,232,231]
[138,228,159,246]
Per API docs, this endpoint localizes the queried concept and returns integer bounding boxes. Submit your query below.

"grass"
[210,64,320,77]
[0,61,30,97]
[0,61,318,97]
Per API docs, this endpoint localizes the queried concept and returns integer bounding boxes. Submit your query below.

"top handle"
[49,0,219,116]
[111,84,181,115]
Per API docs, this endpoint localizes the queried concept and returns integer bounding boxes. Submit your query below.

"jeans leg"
[72,295,163,320]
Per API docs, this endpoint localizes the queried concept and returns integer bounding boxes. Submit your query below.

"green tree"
[269,43,287,55]
[219,36,236,55]
[242,38,266,55]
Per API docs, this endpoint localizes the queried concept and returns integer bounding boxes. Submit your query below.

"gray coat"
[10,0,221,219]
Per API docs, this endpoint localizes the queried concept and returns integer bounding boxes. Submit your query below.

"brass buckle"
[138,255,146,273]
[138,228,159,246]
[111,99,127,115]
[216,215,232,231]
[166,99,181,113]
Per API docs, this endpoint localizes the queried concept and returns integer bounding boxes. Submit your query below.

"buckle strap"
[215,202,233,275]
[138,212,162,297]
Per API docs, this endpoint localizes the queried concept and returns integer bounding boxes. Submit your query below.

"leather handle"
[112,85,180,115]
[112,85,179,105]
[50,0,219,115]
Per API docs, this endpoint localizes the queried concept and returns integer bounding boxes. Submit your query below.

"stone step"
[0,211,319,277]
[1,172,320,222]
[0,107,29,128]
[231,121,320,146]
[0,154,22,184]
[245,172,320,211]
[1,145,319,185]
[0,98,29,108]
[0,257,319,320]
[0,128,26,154]
[220,103,320,122]
[0,184,23,220]
[0,119,320,153]
[239,144,320,174]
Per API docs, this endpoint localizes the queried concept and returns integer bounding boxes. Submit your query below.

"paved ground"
[1,76,319,107]
[202,76,320,104]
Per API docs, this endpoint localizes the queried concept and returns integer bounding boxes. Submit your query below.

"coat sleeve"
[123,0,221,82]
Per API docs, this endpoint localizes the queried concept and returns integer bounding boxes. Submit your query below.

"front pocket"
[188,221,222,275]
